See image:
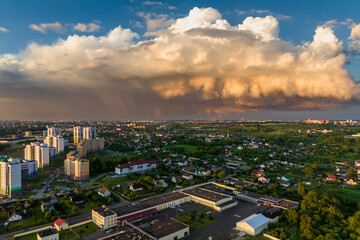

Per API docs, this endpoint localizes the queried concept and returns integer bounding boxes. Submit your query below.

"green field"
[71,222,99,237]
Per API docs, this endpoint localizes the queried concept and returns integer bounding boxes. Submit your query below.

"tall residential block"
[64,151,89,180]
[83,127,96,140]
[0,157,37,198]
[47,127,61,137]
[77,138,104,158]
[73,126,83,144]
[44,135,66,154]
[25,142,55,168]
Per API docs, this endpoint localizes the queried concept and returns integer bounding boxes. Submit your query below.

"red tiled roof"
[116,160,157,169]
[327,175,336,180]
[183,166,194,171]
[118,208,157,221]
[252,170,263,175]
[54,218,68,226]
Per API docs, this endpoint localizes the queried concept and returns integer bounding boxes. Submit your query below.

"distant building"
[182,173,193,180]
[252,170,263,177]
[345,177,358,186]
[77,138,104,158]
[37,228,59,240]
[83,127,96,140]
[73,126,83,144]
[98,188,111,197]
[115,160,157,176]
[25,142,56,168]
[44,135,67,154]
[129,183,144,191]
[47,127,61,137]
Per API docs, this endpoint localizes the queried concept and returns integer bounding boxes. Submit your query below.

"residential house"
[258,176,270,184]
[129,183,143,191]
[182,173,193,180]
[252,170,264,177]
[326,175,336,182]
[345,177,358,186]
[178,160,188,166]
[8,210,22,222]
[281,175,291,182]
[183,166,194,172]
[98,188,111,197]
[163,158,172,166]
[54,218,68,231]
[70,195,85,204]
[279,181,290,187]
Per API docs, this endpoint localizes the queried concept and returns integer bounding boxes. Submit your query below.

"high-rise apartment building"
[44,135,67,153]
[47,127,61,137]
[73,126,83,144]
[77,138,104,158]
[83,127,96,140]
[25,142,55,168]
[64,151,89,180]
[0,157,38,197]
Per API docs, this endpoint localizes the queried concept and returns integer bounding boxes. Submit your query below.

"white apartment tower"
[83,127,96,140]
[73,126,83,144]
[25,142,53,168]
[47,127,61,137]
[0,158,21,197]
[74,127,97,144]
[44,135,65,153]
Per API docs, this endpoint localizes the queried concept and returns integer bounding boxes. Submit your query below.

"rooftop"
[238,214,269,229]
[143,219,188,238]
[37,229,58,238]
[99,226,153,240]
[183,188,230,203]
[104,192,188,217]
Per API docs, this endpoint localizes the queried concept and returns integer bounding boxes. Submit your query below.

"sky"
[1,0,360,120]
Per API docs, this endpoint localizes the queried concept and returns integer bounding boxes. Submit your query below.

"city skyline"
[1,1,360,120]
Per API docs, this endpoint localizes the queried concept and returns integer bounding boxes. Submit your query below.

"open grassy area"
[166,144,198,153]
[71,222,99,237]
[15,232,37,240]
[319,184,360,203]
[174,210,217,232]
[59,229,78,240]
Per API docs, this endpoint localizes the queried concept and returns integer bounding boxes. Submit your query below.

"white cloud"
[137,12,175,32]
[0,7,359,118]
[29,22,66,33]
[73,23,101,32]
[142,1,163,5]
[0,27,9,33]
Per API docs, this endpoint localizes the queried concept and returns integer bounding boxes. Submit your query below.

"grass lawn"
[77,201,94,215]
[319,184,360,203]
[59,229,78,240]
[23,172,50,191]
[174,210,217,232]
[166,144,198,153]
[71,222,99,237]
[15,233,37,240]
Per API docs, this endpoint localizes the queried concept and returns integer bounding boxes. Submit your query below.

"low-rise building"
[182,173,193,180]
[142,218,189,240]
[98,188,111,197]
[236,214,269,236]
[115,160,157,176]
[8,210,22,222]
[37,228,59,240]
[345,177,358,186]
[54,218,68,231]
[130,183,144,191]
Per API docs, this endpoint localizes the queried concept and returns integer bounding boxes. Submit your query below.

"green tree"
[298,182,306,197]
[218,171,226,179]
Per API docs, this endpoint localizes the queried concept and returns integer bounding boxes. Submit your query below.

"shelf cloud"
[1,7,359,119]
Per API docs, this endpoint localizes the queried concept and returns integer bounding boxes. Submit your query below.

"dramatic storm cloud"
[0,7,359,119]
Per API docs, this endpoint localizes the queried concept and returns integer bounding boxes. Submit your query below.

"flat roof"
[183,188,230,202]
[110,192,188,217]
[143,219,188,238]
[100,226,153,240]
[277,200,299,210]
[37,229,58,238]
[93,208,116,217]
